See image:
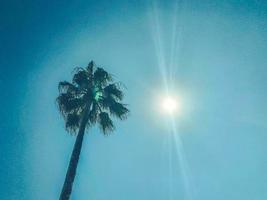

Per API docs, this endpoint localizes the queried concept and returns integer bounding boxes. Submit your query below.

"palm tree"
[56,61,129,200]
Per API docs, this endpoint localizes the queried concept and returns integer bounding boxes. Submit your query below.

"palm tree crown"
[56,61,129,134]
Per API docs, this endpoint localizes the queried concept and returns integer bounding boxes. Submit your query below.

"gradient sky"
[1,0,267,199]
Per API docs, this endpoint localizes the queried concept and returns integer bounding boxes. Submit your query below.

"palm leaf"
[98,112,114,134]
[56,93,84,117]
[100,96,129,119]
[58,81,78,94]
[109,102,129,120]
[88,102,99,125]
[104,83,123,100]
[86,60,94,75]
[72,68,90,87]
[65,112,81,134]
[94,67,112,85]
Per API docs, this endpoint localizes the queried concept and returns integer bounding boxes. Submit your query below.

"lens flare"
[162,96,179,114]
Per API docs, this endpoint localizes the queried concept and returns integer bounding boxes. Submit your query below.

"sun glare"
[162,96,180,114]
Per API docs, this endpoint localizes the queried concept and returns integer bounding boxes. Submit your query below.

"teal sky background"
[1,0,267,199]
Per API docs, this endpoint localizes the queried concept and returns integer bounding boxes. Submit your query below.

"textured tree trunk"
[59,116,88,200]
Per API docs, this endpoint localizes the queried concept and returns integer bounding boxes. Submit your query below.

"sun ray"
[169,0,179,86]
[168,125,174,200]
[169,0,185,89]
[171,118,195,200]
[150,1,169,92]
[150,0,195,199]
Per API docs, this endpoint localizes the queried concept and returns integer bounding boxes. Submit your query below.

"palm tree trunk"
[59,117,87,200]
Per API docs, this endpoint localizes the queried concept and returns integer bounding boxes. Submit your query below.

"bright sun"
[161,96,180,114]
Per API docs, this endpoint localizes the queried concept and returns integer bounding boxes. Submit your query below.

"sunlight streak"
[168,125,174,200]
[169,0,185,88]
[171,118,195,200]
[150,1,169,92]
[150,0,194,199]
[169,0,179,85]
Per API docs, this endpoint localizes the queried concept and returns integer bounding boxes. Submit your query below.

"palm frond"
[109,102,129,120]
[72,68,90,87]
[100,96,129,120]
[88,102,99,125]
[65,112,81,134]
[86,60,94,75]
[98,112,114,134]
[94,67,112,85]
[104,83,123,100]
[56,93,84,117]
[58,81,78,94]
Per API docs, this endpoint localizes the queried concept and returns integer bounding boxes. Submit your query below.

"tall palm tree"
[56,61,129,200]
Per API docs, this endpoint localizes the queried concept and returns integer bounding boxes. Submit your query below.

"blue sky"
[1,0,267,199]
